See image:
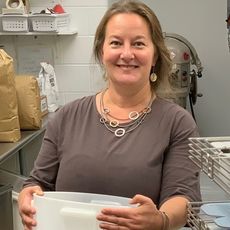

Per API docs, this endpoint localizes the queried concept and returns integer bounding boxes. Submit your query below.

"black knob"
[197,71,202,78]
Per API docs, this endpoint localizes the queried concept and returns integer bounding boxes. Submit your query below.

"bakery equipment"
[158,33,203,115]
[187,136,230,229]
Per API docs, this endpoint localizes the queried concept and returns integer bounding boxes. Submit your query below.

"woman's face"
[102,13,157,88]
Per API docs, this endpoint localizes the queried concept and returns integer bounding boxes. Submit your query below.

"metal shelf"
[187,201,230,230]
[188,137,230,229]
[0,29,78,36]
[189,136,230,195]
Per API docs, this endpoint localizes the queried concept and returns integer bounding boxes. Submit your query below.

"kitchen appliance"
[158,33,203,114]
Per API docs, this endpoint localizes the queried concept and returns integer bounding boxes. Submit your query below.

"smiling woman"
[102,13,155,90]
[18,1,201,230]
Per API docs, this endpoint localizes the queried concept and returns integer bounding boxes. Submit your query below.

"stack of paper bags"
[0,49,21,142]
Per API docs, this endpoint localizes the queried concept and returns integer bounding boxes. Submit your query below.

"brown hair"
[93,0,172,91]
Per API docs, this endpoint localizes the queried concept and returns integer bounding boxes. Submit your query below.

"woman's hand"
[96,194,163,230]
[18,185,43,230]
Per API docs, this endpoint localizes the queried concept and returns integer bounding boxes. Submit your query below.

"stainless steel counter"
[0,128,45,164]
[0,114,53,176]
[0,114,52,230]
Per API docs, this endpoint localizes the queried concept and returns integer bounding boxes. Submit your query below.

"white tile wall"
[62,0,108,7]
[55,36,95,64]
[30,0,108,7]
[0,1,108,105]
[66,7,107,36]
[0,1,5,8]
[0,36,17,68]
[55,65,91,91]
[89,65,106,92]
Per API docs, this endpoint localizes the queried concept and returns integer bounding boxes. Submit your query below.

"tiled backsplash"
[0,0,107,105]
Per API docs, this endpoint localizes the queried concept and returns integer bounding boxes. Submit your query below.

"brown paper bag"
[0,49,21,142]
[15,75,42,130]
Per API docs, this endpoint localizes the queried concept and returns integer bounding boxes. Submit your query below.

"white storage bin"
[29,13,70,32]
[1,14,28,32]
[33,192,132,230]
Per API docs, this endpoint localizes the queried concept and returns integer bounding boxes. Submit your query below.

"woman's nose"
[120,45,134,60]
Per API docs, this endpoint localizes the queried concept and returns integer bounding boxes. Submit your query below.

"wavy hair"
[93,0,172,91]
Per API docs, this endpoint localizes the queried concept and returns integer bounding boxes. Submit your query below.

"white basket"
[29,13,70,32]
[1,14,28,32]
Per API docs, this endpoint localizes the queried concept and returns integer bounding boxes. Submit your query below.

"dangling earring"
[150,72,157,82]
[103,68,108,81]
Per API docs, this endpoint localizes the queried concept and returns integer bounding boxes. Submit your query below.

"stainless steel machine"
[158,33,203,114]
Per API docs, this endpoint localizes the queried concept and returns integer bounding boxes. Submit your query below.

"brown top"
[24,95,201,207]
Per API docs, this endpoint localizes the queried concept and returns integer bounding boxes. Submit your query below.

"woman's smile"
[102,13,156,87]
[117,64,139,70]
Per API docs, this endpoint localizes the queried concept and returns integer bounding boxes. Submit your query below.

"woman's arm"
[160,196,189,230]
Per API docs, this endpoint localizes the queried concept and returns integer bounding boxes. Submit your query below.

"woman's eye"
[134,42,145,48]
[110,41,121,47]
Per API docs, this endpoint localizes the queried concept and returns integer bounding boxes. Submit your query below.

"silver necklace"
[99,90,153,137]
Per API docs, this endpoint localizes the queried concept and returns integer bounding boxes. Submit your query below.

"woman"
[18,0,201,229]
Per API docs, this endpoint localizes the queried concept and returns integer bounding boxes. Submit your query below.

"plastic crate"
[29,13,70,32]
[1,14,28,32]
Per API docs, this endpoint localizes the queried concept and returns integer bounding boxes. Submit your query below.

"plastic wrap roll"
[6,0,24,9]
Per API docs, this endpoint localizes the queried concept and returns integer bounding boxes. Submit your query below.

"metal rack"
[188,137,230,229]
[187,201,230,230]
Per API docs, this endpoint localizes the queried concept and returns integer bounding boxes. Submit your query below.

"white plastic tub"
[33,192,132,230]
